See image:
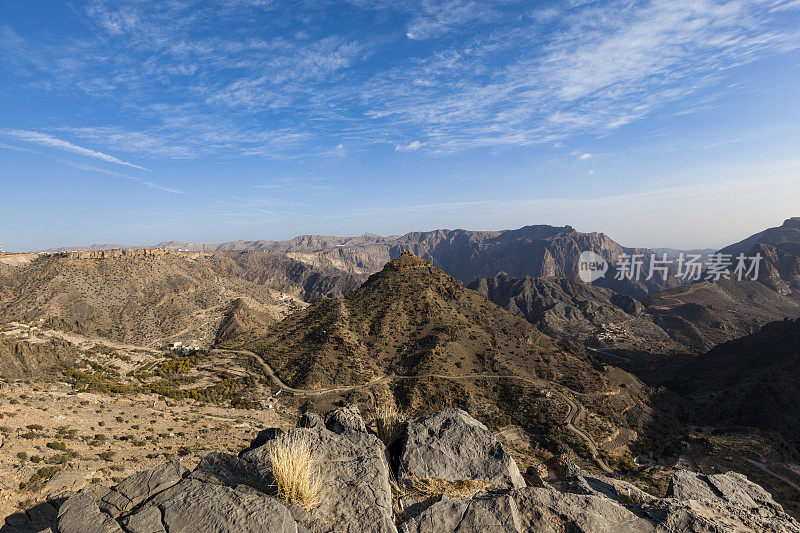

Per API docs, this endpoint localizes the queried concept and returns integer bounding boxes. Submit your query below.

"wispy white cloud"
[578,153,592,160]
[405,1,499,40]
[359,0,800,151]
[1,0,798,158]
[3,129,150,170]
[395,140,424,151]
[58,159,183,194]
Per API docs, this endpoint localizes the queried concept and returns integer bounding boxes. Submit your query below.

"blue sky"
[1,0,799,251]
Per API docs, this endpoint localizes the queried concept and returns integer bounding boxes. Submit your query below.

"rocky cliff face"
[157,225,683,298]
[468,274,684,353]
[11,407,798,533]
[469,272,800,355]
[646,278,800,352]
[720,218,800,297]
[0,335,77,379]
[0,250,361,347]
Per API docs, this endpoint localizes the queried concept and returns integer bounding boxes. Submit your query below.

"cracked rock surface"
[9,407,800,533]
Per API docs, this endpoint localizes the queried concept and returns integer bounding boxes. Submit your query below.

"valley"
[2,219,800,530]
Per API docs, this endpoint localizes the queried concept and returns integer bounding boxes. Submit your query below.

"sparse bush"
[98,451,116,461]
[267,431,323,509]
[45,452,76,464]
[46,441,67,451]
[20,466,61,491]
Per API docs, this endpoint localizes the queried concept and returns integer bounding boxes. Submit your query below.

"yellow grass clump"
[375,403,406,446]
[407,476,489,498]
[267,431,323,508]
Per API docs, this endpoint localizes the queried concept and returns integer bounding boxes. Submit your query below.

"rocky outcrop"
[97,460,188,518]
[17,404,395,533]
[324,404,368,434]
[398,409,525,491]
[49,249,172,260]
[239,406,396,533]
[11,408,799,533]
[121,479,298,533]
[401,455,800,533]
[0,336,78,379]
[401,489,658,533]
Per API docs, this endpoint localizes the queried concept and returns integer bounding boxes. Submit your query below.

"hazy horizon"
[5,213,792,255]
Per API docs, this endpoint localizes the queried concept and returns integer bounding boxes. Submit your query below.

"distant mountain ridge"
[157,224,685,297]
[35,224,684,296]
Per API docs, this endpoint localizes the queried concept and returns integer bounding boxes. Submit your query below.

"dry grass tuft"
[375,403,406,446]
[406,476,489,498]
[267,431,323,508]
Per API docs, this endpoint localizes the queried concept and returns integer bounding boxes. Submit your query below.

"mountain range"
[4,218,800,522]
[44,224,691,298]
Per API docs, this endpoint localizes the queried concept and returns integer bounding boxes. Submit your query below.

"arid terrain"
[2,220,800,530]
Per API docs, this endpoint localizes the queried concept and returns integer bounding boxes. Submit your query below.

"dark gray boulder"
[122,479,297,533]
[324,404,367,434]
[649,470,800,532]
[401,488,657,533]
[398,409,525,490]
[170,405,396,532]
[98,459,187,517]
[299,412,326,429]
[400,464,800,533]
[240,423,396,532]
[55,493,124,533]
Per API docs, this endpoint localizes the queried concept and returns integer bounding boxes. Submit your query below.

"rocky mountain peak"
[783,217,800,228]
[383,250,431,271]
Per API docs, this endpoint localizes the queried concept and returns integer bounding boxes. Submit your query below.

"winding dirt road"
[212,348,616,473]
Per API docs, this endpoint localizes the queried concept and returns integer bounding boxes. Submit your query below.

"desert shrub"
[45,452,76,464]
[20,466,61,491]
[267,431,323,509]
[56,427,78,439]
[155,356,197,376]
[46,441,67,451]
